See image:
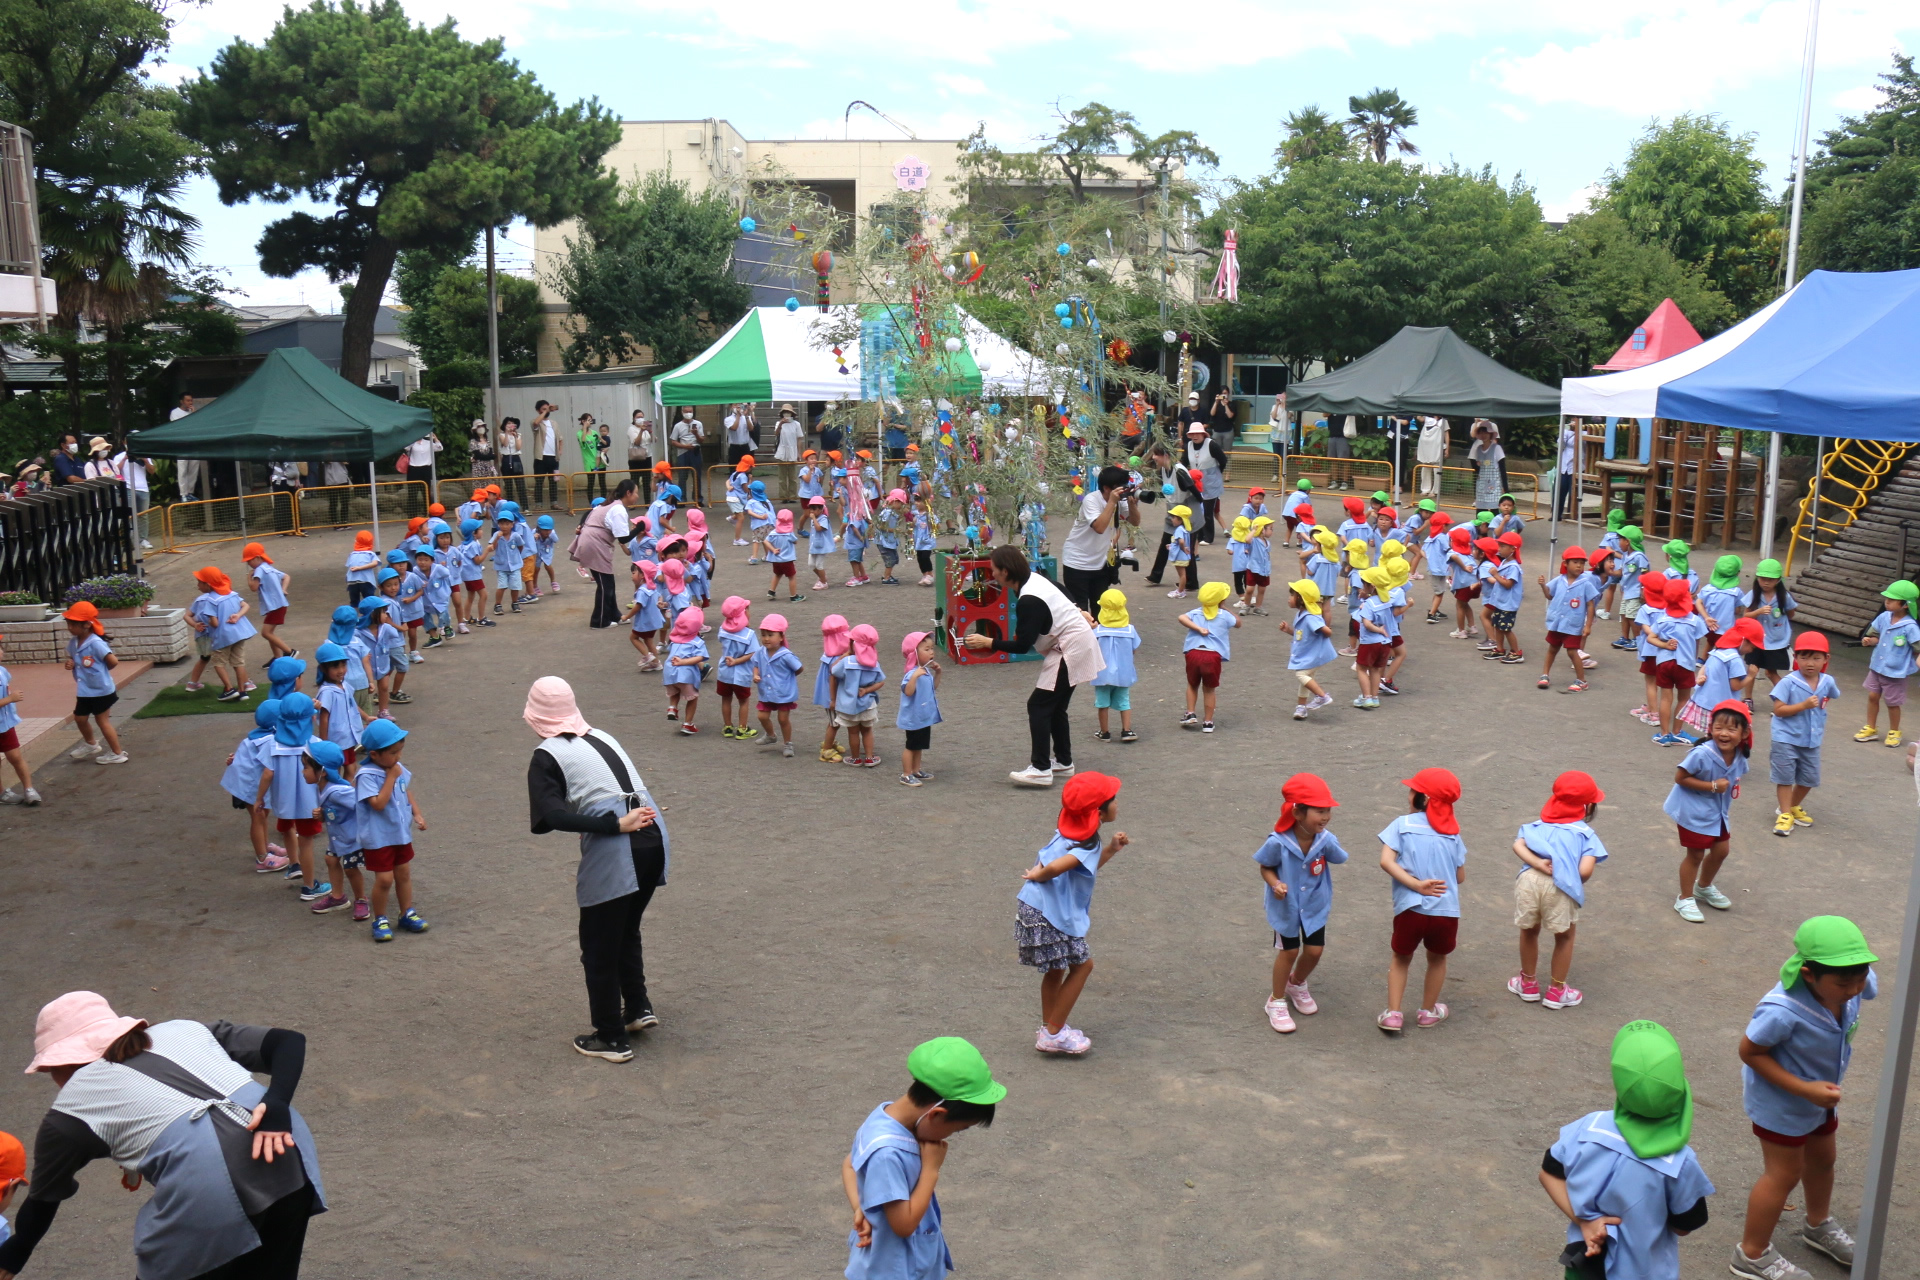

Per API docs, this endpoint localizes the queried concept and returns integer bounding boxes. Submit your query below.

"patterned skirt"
[1015,900,1090,971]
[470,459,498,478]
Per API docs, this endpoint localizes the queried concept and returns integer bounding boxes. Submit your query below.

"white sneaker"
[0,787,19,804]
[1695,882,1733,910]
[1009,766,1054,787]
[1674,896,1705,923]
[139,538,153,550]
[22,787,41,805]
[1292,705,1309,719]
[1049,759,1076,776]
[1305,693,1334,711]
[67,741,102,760]
[95,752,129,765]
[1729,1244,1812,1280]
[1596,608,1611,621]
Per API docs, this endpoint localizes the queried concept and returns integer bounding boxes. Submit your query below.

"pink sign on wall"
[893,156,929,191]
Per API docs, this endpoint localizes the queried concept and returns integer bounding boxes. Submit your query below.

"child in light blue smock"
[533,515,558,594]
[259,693,327,900]
[0,639,31,806]
[1538,546,1600,692]
[244,545,293,659]
[1857,578,1918,746]
[221,699,285,874]
[1014,772,1127,1054]
[911,500,937,585]
[716,596,761,741]
[305,740,365,918]
[621,560,664,672]
[354,718,428,942]
[805,500,837,592]
[1768,632,1838,834]
[843,517,870,587]
[830,623,885,767]
[662,606,708,734]
[815,614,851,763]
[1280,579,1337,720]
[488,515,524,615]
[419,550,455,647]
[896,630,941,786]
[1665,700,1749,924]
[62,603,127,762]
[1092,588,1141,743]
[1646,586,1709,745]
[1508,770,1608,1011]
[1738,559,1798,691]
[874,493,904,584]
[313,641,364,757]
[744,482,775,564]
[1682,620,1758,739]
[1178,581,1238,730]
[1253,773,1347,1034]
[752,613,805,756]
[1378,768,1467,1032]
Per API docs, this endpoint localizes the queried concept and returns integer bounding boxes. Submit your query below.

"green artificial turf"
[131,683,267,719]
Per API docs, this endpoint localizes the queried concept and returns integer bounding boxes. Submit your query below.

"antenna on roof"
[843,100,917,140]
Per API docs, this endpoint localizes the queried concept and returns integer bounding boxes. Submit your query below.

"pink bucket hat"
[886,488,908,504]
[27,991,145,1074]
[850,623,879,666]
[670,606,705,643]
[774,509,795,534]
[522,675,590,739]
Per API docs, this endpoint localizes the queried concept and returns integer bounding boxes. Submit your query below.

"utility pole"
[1760,0,1819,563]
[486,224,503,432]
[1157,162,1170,432]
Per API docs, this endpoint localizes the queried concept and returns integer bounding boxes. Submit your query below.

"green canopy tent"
[128,346,434,544]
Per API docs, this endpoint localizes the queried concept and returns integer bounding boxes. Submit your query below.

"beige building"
[532,119,1178,373]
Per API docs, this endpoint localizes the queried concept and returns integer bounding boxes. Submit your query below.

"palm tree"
[1346,88,1420,164]
[1276,107,1353,168]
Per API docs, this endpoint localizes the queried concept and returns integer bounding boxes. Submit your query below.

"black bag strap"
[578,730,641,808]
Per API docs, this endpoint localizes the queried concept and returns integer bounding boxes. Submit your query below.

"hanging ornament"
[974,351,993,373]
[1056,242,1071,256]
[784,296,800,312]
[953,250,982,284]
[944,336,963,353]
[1054,342,1071,357]
[812,249,834,313]
[1086,258,1101,270]
[739,216,757,234]
[1212,228,1241,303]
[1162,329,1177,344]
[1054,302,1071,318]
[943,263,957,278]
[1106,338,1133,362]
[832,344,850,377]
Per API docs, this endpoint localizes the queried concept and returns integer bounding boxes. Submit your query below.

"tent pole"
[369,459,381,549]
[1545,414,1563,568]
[1853,814,1920,1280]
[1764,0,1820,564]
[235,461,247,534]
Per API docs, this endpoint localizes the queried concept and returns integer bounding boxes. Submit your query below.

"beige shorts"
[834,707,878,729]
[209,639,248,672]
[1513,867,1579,934]
[1292,667,1322,687]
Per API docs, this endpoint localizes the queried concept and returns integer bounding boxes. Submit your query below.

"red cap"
[1562,546,1587,562]
[1378,506,1397,522]
[1716,617,1765,649]
[1429,512,1453,531]
[0,1128,24,1190]
[1401,767,1461,835]
[1640,575,1668,605]
[1273,772,1337,834]
[1665,585,1694,617]
[1793,631,1829,654]
[1058,772,1122,842]
[1474,537,1499,556]
[1449,526,1472,549]
[1294,504,1315,524]
[1496,531,1523,548]
[1343,496,1366,519]
[1541,770,1605,823]
[1248,487,1266,497]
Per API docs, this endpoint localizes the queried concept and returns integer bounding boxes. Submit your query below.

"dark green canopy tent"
[128,346,432,461]
[1287,326,1561,419]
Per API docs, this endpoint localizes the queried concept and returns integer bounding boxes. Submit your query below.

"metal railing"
[1785,440,1916,575]
[289,481,429,534]
[0,478,133,603]
[160,493,298,553]
[1214,453,1540,520]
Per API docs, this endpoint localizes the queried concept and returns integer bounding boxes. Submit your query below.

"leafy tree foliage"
[1346,88,1419,163]
[180,0,619,388]
[1803,55,1920,273]
[547,170,749,372]
[1275,107,1353,168]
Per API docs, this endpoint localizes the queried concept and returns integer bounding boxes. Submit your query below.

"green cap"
[1754,558,1783,579]
[1611,1021,1694,1159]
[1474,510,1493,525]
[1607,509,1627,531]
[1296,479,1312,491]
[1884,579,1920,603]
[1127,455,1141,467]
[1371,490,1390,504]
[906,1036,1007,1105]
[1664,539,1690,567]
[1619,524,1644,550]
[1780,915,1878,988]
[1417,499,1437,512]
[1710,554,1743,590]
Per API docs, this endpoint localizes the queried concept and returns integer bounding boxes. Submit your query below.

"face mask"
[65,442,78,453]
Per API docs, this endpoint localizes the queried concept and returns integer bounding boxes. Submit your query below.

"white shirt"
[112,451,148,493]
[324,461,349,486]
[775,418,802,462]
[84,457,119,480]
[536,418,556,458]
[724,412,754,446]
[406,436,442,467]
[628,421,652,457]
[670,418,704,450]
[169,406,191,422]
[605,502,632,539]
[1557,423,1579,472]
[1416,417,1447,464]
[1468,421,1504,464]
[1061,489,1120,571]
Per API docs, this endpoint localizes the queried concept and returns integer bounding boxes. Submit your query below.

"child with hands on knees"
[1254,773,1348,1034]
[1015,772,1128,1055]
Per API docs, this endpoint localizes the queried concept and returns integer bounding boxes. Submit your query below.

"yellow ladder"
[1784,439,1916,574]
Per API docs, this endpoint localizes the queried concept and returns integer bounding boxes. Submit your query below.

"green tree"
[1601,113,1778,310]
[1275,106,1352,168]
[180,0,619,389]
[1549,207,1734,345]
[547,169,749,371]
[395,241,543,381]
[1039,102,1143,203]
[1346,88,1419,164]
[1802,55,1920,273]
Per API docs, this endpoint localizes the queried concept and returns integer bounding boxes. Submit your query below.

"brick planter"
[0,607,191,664]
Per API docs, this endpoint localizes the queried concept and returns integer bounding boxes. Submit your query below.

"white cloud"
[1494,102,1529,122]
[1831,83,1883,112]
[1541,181,1604,221]
[933,73,989,98]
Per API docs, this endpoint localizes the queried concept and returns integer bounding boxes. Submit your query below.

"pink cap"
[902,629,931,663]
[761,613,789,632]
[721,595,751,629]
[522,675,590,739]
[670,606,705,642]
[886,488,908,504]
[850,623,879,666]
[26,991,145,1074]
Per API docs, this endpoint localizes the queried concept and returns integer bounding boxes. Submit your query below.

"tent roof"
[1561,268,1920,440]
[1595,298,1704,371]
[651,305,1061,407]
[128,347,432,462]
[1286,326,1561,419]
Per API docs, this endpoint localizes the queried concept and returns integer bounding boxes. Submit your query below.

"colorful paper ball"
[1060,316,1074,328]
[1086,258,1101,270]
[944,336,963,353]
[1054,343,1071,357]
[784,297,799,311]
[1162,329,1178,343]
[965,525,979,541]
[739,216,756,233]
[1056,243,1071,256]
[1054,302,1071,318]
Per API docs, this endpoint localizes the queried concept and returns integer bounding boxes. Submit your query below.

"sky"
[153,0,1918,311]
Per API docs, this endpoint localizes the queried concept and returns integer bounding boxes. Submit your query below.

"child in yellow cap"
[1379,546,1413,695]
[1339,538,1374,657]
[1165,505,1194,599]
[1244,515,1276,615]
[1279,580,1337,718]
[1354,567,1394,708]
[1228,515,1254,608]
[1177,581,1239,731]
[1091,589,1141,743]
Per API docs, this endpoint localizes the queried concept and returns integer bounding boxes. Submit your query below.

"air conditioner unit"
[685,128,703,146]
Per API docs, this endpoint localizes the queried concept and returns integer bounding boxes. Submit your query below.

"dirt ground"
[2,518,1918,1279]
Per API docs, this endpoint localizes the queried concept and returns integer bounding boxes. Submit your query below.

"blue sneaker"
[371,915,394,942]
[1655,733,1688,747]
[1610,638,1636,650]
[398,908,429,934]
[298,881,332,901]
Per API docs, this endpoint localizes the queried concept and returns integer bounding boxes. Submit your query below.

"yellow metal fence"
[160,482,429,553]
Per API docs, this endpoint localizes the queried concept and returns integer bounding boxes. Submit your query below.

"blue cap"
[274,691,314,746]
[315,641,348,664]
[331,604,358,625]
[267,655,305,689]
[750,480,766,497]
[253,698,283,732]
[537,514,554,530]
[376,567,399,584]
[661,484,682,502]
[357,595,389,622]
[413,546,434,559]
[495,512,515,523]
[460,519,482,535]
[498,500,520,517]
[386,549,408,564]
[361,718,409,752]
[304,739,346,784]
[590,497,606,507]
[428,519,451,536]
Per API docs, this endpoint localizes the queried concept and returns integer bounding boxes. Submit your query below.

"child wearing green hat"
[1856,578,1920,748]
[1596,510,1628,621]
[1700,554,1746,639]
[841,1036,1002,1280]
[1541,1020,1714,1280]
[1740,559,1799,690]
[1609,526,1651,651]
[1732,916,1878,1277]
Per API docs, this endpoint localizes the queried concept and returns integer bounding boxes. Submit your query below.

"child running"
[61,602,127,764]
[0,634,37,805]
[1091,588,1141,743]
[716,596,761,740]
[1015,772,1128,1054]
[355,718,428,942]
[1509,771,1609,1012]
[1768,632,1838,837]
[663,606,708,735]
[896,630,941,786]
[1856,578,1919,747]
[1279,580,1337,720]
[1254,773,1346,1033]
[1177,581,1238,732]
[1666,700,1750,924]
[242,542,294,659]
[1376,767,1466,1033]
[751,613,804,757]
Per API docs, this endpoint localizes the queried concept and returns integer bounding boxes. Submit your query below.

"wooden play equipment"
[1786,444,1920,637]
[1583,418,1765,548]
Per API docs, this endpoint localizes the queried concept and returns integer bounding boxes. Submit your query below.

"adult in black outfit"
[1143,443,1201,590]
[524,677,668,1064]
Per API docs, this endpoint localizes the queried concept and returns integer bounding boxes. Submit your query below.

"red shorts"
[342,747,356,768]
[1184,649,1222,689]
[406,619,423,631]
[1356,643,1390,669]
[262,607,288,626]
[1640,656,1658,676]
[1753,1110,1837,1146]
[1545,630,1583,650]
[1677,823,1729,850]
[1454,587,1477,605]
[1283,515,1298,532]
[1391,635,1404,648]
[1246,572,1270,587]
[363,842,415,873]
[757,700,797,713]
[275,817,323,837]
[771,561,796,579]
[1391,909,1459,957]
[1655,661,1695,690]
[464,580,485,592]
[0,726,17,753]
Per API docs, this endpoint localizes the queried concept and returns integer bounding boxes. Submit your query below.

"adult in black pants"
[963,546,1105,788]
[1145,444,1201,589]
[525,678,669,1064]
[1,991,323,1280]
[499,416,529,506]
[532,402,560,509]
[569,480,640,628]
[1057,464,1140,609]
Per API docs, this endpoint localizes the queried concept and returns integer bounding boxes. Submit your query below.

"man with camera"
[1058,464,1141,610]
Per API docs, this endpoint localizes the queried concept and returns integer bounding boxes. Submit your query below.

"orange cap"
[62,600,105,635]
[0,1128,25,1191]
[353,530,374,551]
[240,542,269,563]
[427,502,445,516]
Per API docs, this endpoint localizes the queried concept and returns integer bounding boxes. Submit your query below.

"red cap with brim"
[1273,772,1337,834]
[1058,772,1122,842]
[1401,767,1461,835]
[1541,770,1605,823]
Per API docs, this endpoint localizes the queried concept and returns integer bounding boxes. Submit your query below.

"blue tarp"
[1656,268,1920,441]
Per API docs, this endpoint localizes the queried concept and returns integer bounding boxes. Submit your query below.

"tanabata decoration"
[944,336,963,353]
[832,345,850,377]
[1056,242,1072,256]
[1060,315,1074,328]
[784,296,800,312]
[812,249,834,313]
[739,216,757,234]
[1212,229,1241,303]
[1054,302,1072,318]
[1106,338,1132,362]
[953,250,982,284]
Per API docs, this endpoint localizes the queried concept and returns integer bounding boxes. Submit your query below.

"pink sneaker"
[1627,704,1650,718]
[1055,1026,1091,1054]
[1285,981,1318,1015]
[310,892,350,914]
[253,852,291,873]
[1416,1003,1450,1028]
[1376,1009,1404,1034]
[1542,982,1584,1010]
[1508,973,1541,1002]
[351,898,371,922]
[1264,996,1296,1033]
[266,842,287,857]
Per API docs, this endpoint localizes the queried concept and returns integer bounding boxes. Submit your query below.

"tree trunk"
[58,324,84,435]
[104,316,128,439]
[339,233,399,388]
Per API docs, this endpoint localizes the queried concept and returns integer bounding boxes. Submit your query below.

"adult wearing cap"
[1184,421,1227,545]
[1733,916,1877,1275]
[569,479,643,630]
[963,546,1104,787]
[1057,465,1140,610]
[0,992,324,1280]
[523,677,669,1063]
[1541,1020,1713,1279]
[1143,443,1200,589]
[842,1037,1004,1279]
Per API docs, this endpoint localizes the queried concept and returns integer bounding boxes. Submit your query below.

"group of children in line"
[714,452,941,593]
